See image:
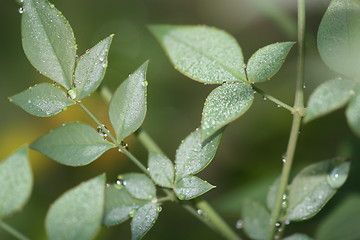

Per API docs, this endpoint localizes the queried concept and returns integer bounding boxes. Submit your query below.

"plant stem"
[267,0,305,239]
[135,128,164,154]
[253,86,295,113]
[0,221,30,240]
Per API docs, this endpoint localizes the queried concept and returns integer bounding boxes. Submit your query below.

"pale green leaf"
[120,173,156,200]
[201,83,254,141]
[317,0,360,79]
[22,0,76,89]
[316,194,360,240]
[103,184,147,226]
[148,152,174,188]
[149,25,246,84]
[109,61,148,141]
[9,83,75,117]
[174,176,214,200]
[175,129,222,181]
[286,158,351,221]
[0,146,32,218]
[241,199,270,240]
[30,122,115,166]
[266,177,280,210]
[46,174,105,240]
[74,35,113,100]
[246,42,295,83]
[283,233,314,240]
[346,92,360,136]
[304,78,357,122]
[131,202,159,240]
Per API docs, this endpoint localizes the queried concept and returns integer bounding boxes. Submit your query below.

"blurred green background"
[1,0,359,239]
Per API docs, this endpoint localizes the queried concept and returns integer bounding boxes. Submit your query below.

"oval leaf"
[103,184,147,227]
[246,42,295,83]
[304,78,357,123]
[175,128,222,181]
[241,199,270,240]
[318,0,360,79]
[9,83,75,117]
[109,61,148,141]
[201,82,254,141]
[74,35,114,100]
[286,158,351,221]
[120,173,156,200]
[266,177,280,210]
[174,176,214,200]
[0,146,32,218]
[283,233,314,240]
[149,25,246,84]
[30,122,115,166]
[346,92,360,136]
[148,152,174,188]
[131,202,159,240]
[46,174,105,240]
[315,194,360,240]
[22,0,76,89]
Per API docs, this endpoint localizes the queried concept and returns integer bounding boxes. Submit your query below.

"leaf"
[246,42,295,83]
[241,199,270,240]
[45,174,105,240]
[103,184,147,226]
[149,25,246,84]
[201,83,254,141]
[175,128,222,181]
[109,61,148,142]
[131,202,159,240]
[346,92,360,136]
[120,173,156,200]
[148,152,175,188]
[318,0,360,79]
[283,233,314,240]
[74,35,114,100]
[304,78,357,123]
[266,177,280,210]
[22,0,76,89]
[30,122,115,166]
[286,158,351,221]
[0,146,32,218]
[174,176,214,200]
[9,83,75,117]
[315,194,360,240]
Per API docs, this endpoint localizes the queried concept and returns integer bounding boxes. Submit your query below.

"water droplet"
[85,49,90,53]
[156,206,162,213]
[285,220,291,225]
[197,209,207,217]
[242,63,247,69]
[281,200,288,209]
[275,222,281,227]
[282,194,287,200]
[235,219,244,229]
[282,158,287,163]
[121,141,129,150]
[277,104,281,108]
[102,63,107,68]
[97,125,108,140]
[327,161,350,189]
[18,7,24,14]
[253,90,257,94]
[263,96,267,101]
[142,81,148,87]
[49,3,55,8]
[177,193,186,200]
[303,84,306,89]
[99,56,104,62]
[129,209,137,218]
[67,88,77,100]
[27,100,31,104]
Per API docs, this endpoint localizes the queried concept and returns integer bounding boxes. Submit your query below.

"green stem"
[253,86,295,113]
[0,221,30,240]
[267,0,305,239]
[181,203,218,232]
[135,128,164,154]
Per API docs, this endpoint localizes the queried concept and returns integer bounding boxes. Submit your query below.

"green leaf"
[0,146,32,219]
[304,78,357,123]
[317,0,360,79]
[109,61,148,142]
[149,25,246,84]
[241,199,270,240]
[246,42,295,83]
[9,83,75,117]
[22,0,76,89]
[46,174,105,240]
[131,202,159,240]
[286,158,351,221]
[74,35,114,100]
[148,152,174,188]
[30,122,115,166]
[103,184,147,226]
[266,177,280,210]
[346,92,360,136]
[283,233,314,240]
[120,173,156,200]
[201,83,254,141]
[174,176,214,200]
[316,194,360,240]
[175,128,222,181]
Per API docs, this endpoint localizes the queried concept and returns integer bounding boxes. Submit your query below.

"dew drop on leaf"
[235,219,244,229]
[327,161,350,189]
[129,209,137,218]
[156,206,162,213]
[18,7,24,14]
